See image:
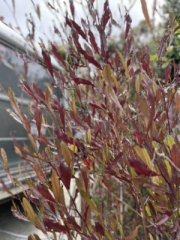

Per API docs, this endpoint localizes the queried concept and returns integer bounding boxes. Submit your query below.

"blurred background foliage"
[54,0,180,81]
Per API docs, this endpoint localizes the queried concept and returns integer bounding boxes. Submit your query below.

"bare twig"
[100,181,141,217]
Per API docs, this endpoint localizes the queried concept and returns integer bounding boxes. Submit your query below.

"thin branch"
[100,181,141,217]
[155,150,180,173]
[138,192,149,240]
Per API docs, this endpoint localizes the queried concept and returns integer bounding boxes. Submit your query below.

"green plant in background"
[163,0,180,23]
[162,0,180,68]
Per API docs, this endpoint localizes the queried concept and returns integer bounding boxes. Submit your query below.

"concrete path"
[0,201,45,240]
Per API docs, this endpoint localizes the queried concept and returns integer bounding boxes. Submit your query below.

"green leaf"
[51,169,61,203]
[164,135,175,151]
[149,233,154,240]
[164,160,172,180]
[140,0,152,31]
[116,50,129,78]
[103,64,112,84]
[134,146,152,169]
[22,198,38,226]
[150,54,158,62]
[86,128,91,144]
[1,148,9,172]
[145,205,152,216]
[105,229,113,240]
[80,190,99,216]
[61,141,72,168]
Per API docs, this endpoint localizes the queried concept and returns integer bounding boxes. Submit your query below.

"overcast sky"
[0,0,165,44]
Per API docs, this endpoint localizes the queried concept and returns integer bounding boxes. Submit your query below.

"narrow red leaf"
[125,14,132,39]
[43,218,69,233]
[59,161,71,190]
[54,130,74,144]
[33,84,45,100]
[129,158,158,177]
[157,112,167,127]
[95,222,105,235]
[74,77,94,86]
[101,0,111,28]
[81,168,89,191]
[37,184,56,203]
[22,81,38,101]
[134,131,144,145]
[88,30,99,54]
[89,103,104,110]
[83,158,90,169]
[158,34,169,60]
[147,106,155,132]
[82,50,102,69]
[66,17,87,40]
[42,49,54,77]
[58,104,65,128]
[114,152,123,163]
[165,64,171,84]
[39,136,54,146]
[171,145,180,168]
[24,60,28,77]
[154,111,162,121]
[34,103,42,136]
[51,43,67,67]
[67,216,81,231]
[69,0,75,18]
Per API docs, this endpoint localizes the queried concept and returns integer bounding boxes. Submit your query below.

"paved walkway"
[0,201,45,240]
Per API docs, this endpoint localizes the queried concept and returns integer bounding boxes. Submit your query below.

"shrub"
[1,0,180,239]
